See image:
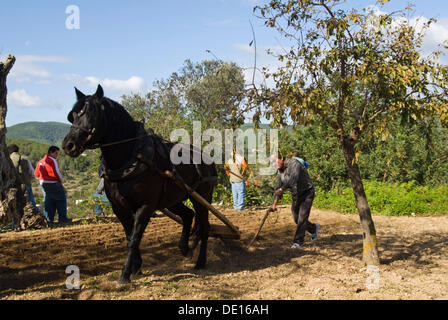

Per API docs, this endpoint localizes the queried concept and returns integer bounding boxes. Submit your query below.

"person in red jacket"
[35,146,71,223]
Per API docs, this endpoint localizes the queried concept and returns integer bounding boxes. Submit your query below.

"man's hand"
[274,188,284,197]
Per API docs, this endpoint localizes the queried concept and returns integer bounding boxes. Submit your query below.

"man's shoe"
[311,223,320,242]
[291,243,304,249]
[60,218,72,223]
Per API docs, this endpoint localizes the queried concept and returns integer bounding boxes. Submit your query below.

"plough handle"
[162,170,241,238]
[247,207,274,247]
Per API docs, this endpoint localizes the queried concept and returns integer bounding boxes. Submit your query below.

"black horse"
[62,85,217,284]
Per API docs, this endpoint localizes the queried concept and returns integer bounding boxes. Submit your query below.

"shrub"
[313,181,448,216]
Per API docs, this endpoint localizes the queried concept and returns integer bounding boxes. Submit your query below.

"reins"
[97,132,152,149]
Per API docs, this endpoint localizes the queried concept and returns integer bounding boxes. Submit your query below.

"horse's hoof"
[131,262,142,276]
[179,246,190,257]
[117,277,131,285]
[131,268,143,276]
[194,263,206,270]
[178,242,190,257]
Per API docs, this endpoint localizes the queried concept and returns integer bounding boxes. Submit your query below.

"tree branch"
[0,54,16,76]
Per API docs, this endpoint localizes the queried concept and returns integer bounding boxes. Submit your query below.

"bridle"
[69,99,107,150]
[69,99,152,150]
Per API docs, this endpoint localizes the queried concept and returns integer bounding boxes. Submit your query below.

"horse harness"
[100,123,217,194]
[69,100,108,145]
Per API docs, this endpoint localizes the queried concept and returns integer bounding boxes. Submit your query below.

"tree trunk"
[0,54,23,229]
[340,136,380,266]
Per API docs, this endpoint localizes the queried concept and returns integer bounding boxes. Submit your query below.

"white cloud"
[8,89,42,108]
[233,43,255,55]
[366,6,448,56]
[63,74,145,92]
[410,16,448,55]
[426,21,448,45]
[60,73,84,83]
[9,55,70,83]
[102,76,145,91]
[84,76,101,86]
[10,63,51,82]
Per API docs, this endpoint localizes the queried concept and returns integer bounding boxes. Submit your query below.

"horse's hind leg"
[118,204,153,284]
[190,198,210,269]
[167,202,194,256]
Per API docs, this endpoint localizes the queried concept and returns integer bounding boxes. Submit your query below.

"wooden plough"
[158,170,241,240]
[134,153,241,240]
[246,195,280,247]
[159,207,240,240]
[155,167,276,244]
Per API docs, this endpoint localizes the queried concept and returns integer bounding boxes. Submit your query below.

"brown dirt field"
[0,207,447,300]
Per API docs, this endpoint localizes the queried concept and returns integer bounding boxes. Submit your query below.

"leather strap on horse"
[99,133,152,149]
[101,125,156,182]
[150,138,217,192]
[135,154,240,238]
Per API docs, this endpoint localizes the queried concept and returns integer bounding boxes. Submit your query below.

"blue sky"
[1,0,448,126]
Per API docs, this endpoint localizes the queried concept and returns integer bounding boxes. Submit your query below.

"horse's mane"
[101,97,135,129]
[69,94,135,126]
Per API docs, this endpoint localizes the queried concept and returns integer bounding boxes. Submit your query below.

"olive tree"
[122,59,246,138]
[252,0,448,265]
[0,54,22,228]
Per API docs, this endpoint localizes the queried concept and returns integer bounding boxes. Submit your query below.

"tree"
[252,0,448,265]
[186,60,246,129]
[0,54,23,228]
[121,59,246,138]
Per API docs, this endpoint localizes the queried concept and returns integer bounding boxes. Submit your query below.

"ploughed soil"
[0,207,447,300]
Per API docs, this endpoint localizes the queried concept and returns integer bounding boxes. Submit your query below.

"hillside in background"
[6,121,71,146]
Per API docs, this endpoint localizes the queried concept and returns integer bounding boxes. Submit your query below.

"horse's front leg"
[109,201,142,276]
[118,204,153,284]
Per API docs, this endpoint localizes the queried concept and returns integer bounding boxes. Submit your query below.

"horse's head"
[62,84,107,157]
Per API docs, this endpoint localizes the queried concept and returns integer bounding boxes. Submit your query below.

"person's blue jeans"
[26,184,39,212]
[231,181,246,210]
[92,193,109,215]
[40,183,68,222]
